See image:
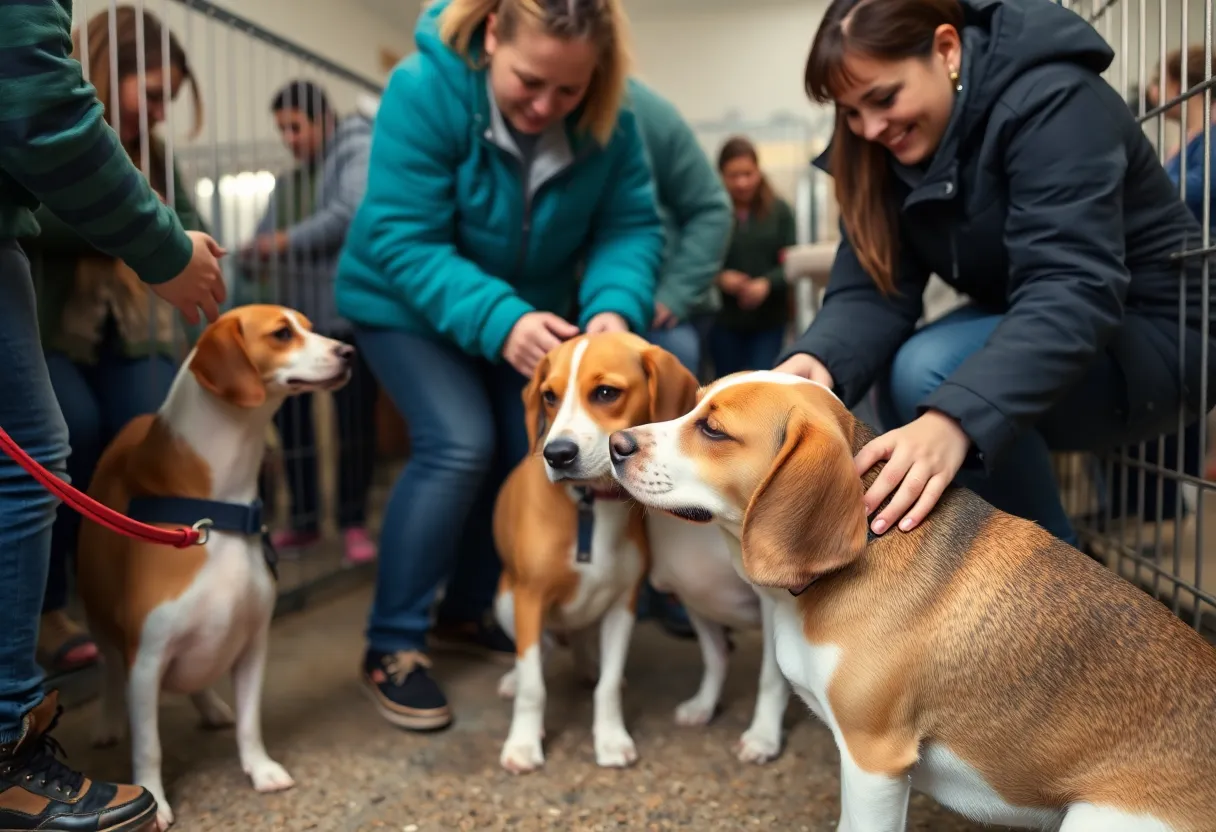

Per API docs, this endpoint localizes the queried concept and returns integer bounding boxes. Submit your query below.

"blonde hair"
[438,0,631,145]
[75,6,203,193]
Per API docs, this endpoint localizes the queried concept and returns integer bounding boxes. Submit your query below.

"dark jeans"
[271,329,378,533]
[43,331,176,612]
[646,314,715,379]
[875,305,1188,547]
[0,240,72,741]
[708,324,787,378]
[355,328,529,654]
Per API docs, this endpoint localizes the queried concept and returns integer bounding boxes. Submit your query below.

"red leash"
[0,426,202,548]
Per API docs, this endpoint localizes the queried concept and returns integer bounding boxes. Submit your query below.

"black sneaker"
[430,614,516,663]
[362,650,453,732]
[0,690,158,831]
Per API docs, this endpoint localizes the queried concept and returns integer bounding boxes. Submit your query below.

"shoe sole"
[361,675,454,732]
[0,801,160,832]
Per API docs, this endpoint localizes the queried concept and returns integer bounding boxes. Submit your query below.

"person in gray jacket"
[242,79,380,565]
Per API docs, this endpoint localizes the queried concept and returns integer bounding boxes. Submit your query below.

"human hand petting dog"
[585,311,629,334]
[853,410,970,536]
[503,311,580,377]
[773,353,969,534]
[150,231,228,325]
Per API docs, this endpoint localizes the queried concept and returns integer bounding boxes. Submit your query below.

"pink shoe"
[343,527,378,564]
[271,529,321,550]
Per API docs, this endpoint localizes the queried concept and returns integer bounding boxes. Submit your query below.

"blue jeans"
[43,328,176,612]
[875,305,1181,547]
[355,328,529,653]
[0,240,71,741]
[646,315,714,378]
[708,325,787,378]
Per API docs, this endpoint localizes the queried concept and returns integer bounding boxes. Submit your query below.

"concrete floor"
[48,582,992,832]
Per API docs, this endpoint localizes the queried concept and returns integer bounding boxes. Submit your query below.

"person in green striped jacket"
[0,2,225,829]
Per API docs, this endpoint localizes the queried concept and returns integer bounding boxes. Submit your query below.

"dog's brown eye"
[271,326,293,342]
[542,390,558,407]
[697,419,729,441]
[592,385,621,404]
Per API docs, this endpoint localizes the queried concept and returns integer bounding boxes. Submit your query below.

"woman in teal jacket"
[334,0,663,731]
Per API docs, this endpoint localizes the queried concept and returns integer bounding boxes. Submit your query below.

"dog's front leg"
[836,752,911,832]
[674,608,729,727]
[126,647,172,830]
[500,588,547,774]
[593,595,638,768]
[736,591,788,764]
[231,621,294,794]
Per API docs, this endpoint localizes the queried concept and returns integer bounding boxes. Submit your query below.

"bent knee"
[0,410,70,519]
[887,336,960,423]
[410,425,497,478]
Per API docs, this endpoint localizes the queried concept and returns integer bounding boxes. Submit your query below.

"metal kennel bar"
[1052,0,1216,632]
[34,0,395,658]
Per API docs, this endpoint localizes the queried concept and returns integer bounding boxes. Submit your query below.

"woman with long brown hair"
[775,0,1215,551]
[24,5,208,677]
[709,135,797,376]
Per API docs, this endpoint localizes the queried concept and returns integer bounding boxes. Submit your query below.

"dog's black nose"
[609,431,638,462]
[542,438,579,469]
[334,343,355,360]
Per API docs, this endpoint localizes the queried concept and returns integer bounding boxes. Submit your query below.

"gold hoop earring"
[950,68,962,93]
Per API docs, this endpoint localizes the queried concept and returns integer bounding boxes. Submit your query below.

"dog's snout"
[334,343,355,360]
[609,431,638,463]
[542,438,579,469]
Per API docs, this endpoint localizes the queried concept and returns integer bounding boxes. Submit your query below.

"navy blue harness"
[575,488,596,564]
[125,496,279,580]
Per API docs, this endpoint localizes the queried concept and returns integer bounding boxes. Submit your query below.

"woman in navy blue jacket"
[777,0,1214,548]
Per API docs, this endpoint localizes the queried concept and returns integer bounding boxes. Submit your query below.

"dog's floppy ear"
[189,315,266,408]
[740,408,867,590]
[521,353,553,454]
[641,346,700,423]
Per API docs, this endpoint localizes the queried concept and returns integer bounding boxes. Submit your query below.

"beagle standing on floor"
[491,332,697,774]
[610,371,1216,832]
[76,305,354,831]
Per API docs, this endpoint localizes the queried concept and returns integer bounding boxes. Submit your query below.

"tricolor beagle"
[491,332,696,774]
[76,305,353,830]
[609,371,1216,832]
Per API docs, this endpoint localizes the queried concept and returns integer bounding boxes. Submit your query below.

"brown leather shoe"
[0,691,157,831]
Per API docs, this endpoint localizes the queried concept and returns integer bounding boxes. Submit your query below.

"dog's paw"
[155,802,175,831]
[594,726,638,768]
[497,669,517,699]
[245,758,296,793]
[500,736,545,774]
[674,696,717,727]
[734,728,781,765]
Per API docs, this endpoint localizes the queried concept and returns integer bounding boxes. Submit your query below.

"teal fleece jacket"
[626,78,732,321]
[333,0,665,361]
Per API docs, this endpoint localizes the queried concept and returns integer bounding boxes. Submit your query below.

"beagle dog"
[77,305,353,830]
[492,332,698,774]
[609,371,1216,832]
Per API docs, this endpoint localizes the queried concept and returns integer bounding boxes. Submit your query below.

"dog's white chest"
[770,598,839,728]
[646,514,761,629]
[555,501,643,631]
[153,532,276,694]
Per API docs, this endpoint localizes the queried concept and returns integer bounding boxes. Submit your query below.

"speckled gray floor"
[49,583,995,831]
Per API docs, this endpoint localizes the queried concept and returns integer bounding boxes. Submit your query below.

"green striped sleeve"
[0,0,192,284]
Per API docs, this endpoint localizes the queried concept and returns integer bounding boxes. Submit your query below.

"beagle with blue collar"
[609,370,1216,832]
[76,305,353,831]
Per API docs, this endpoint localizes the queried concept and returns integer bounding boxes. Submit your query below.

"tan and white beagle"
[491,332,698,774]
[76,305,353,831]
[609,370,1216,832]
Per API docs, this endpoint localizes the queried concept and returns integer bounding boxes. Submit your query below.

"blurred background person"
[23,5,206,677]
[241,80,379,566]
